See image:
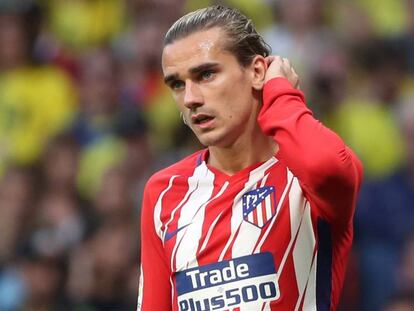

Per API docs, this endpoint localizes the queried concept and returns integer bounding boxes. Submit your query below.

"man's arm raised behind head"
[258,63,363,226]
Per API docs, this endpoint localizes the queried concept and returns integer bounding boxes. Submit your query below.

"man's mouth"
[192,114,214,125]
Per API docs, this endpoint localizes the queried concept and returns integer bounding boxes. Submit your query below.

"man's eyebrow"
[189,62,220,74]
[163,62,220,85]
[164,73,179,85]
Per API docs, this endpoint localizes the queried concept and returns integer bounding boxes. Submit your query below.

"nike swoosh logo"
[164,224,190,242]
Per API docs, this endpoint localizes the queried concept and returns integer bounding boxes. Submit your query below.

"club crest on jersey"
[242,186,276,228]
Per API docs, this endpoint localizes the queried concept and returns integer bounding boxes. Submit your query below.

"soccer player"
[138,5,363,311]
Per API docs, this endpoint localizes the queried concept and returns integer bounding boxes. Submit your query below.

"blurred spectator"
[0,265,27,311]
[48,0,125,50]
[114,109,153,206]
[76,135,125,200]
[66,218,138,310]
[0,255,64,311]
[71,48,127,199]
[0,10,28,72]
[114,14,164,108]
[71,48,120,147]
[40,134,80,197]
[29,192,85,258]
[354,0,407,36]
[308,45,348,118]
[223,0,273,29]
[0,166,34,263]
[327,39,406,178]
[128,0,186,26]
[20,256,64,310]
[93,166,134,221]
[263,0,335,93]
[0,4,76,175]
[399,234,414,293]
[331,2,375,46]
[391,0,414,74]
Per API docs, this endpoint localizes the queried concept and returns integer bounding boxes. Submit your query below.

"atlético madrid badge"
[242,186,277,228]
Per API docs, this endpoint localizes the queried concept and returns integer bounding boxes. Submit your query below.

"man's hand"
[264,56,300,89]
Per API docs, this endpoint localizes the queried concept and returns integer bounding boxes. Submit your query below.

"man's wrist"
[264,77,296,91]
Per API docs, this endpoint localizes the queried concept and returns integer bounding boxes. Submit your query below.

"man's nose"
[183,80,203,110]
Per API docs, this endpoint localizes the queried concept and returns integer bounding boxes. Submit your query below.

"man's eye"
[201,70,214,80]
[171,80,185,90]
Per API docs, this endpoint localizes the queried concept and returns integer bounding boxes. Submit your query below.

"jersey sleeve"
[258,77,363,226]
[138,179,172,311]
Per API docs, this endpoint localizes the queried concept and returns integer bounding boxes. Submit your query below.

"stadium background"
[0,0,413,310]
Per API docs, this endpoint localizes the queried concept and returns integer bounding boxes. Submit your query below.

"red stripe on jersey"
[253,205,259,225]
[261,199,267,224]
[270,189,276,215]
[171,277,178,311]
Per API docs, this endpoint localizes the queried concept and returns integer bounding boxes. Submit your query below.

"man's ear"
[250,55,267,91]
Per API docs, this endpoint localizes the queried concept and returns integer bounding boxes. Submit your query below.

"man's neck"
[207,124,277,176]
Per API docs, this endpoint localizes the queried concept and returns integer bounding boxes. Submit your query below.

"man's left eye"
[201,71,214,80]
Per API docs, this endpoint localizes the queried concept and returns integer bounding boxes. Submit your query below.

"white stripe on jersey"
[170,277,175,309]
[173,163,215,271]
[301,251,317,310]
[137,264,143,311]
[247,209,254,223]
[154,175,179,239]
[223,158,278,260]
[264,192,272,221]
[293,201,316,310]
[256,194,264,227]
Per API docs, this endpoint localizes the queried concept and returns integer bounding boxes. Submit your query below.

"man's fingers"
[291,67,300,88]
[282,57,291,68]
[265,56,275,66]
[265,55,282,66]
[265,55,300,89]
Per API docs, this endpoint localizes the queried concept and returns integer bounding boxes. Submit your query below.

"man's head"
[162,6,270,147]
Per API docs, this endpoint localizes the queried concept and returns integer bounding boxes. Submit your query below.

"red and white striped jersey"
[138,78,363,311]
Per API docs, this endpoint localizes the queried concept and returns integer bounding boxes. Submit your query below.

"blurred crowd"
[0,0,413,310]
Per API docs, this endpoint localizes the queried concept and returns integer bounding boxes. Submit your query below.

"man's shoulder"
[146,150,204,188]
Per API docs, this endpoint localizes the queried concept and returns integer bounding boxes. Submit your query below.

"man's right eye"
[171,80,185,90]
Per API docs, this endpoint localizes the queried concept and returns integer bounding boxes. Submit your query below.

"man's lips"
[191,113,215,125]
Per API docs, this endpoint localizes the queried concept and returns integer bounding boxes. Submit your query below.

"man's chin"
[197,136,234,149]
[194,128,234,148]
[196,134,220,148]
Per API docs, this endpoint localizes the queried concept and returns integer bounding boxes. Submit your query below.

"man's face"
[162,27,259,147]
